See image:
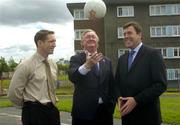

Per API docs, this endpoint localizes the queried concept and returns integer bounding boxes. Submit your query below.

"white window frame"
[149,4,180,16]
[117,6,134,17]
[150,25,180,38]
[117,27,124,39]
[73,9,88,20]
[118,49,129,58]
[75,50,84,54]
[74,29,87,40]
[156,47,180,59]
[167,69,180,80]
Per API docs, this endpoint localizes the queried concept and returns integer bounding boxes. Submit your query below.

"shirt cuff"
[78,64,91,75]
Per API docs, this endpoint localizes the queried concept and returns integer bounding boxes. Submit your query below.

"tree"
[0,57,9,77]
[0,57,9,95]
[57,63,69,74]
[8,57,18,71]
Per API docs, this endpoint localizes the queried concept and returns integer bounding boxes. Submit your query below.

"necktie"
[128,50,135,70]
[93,63,99,76]
[43,59,56,105]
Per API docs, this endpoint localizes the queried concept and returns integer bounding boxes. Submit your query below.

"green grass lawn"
[1,81,180,125]
[0,93,180,125]
[56,87,74,95]
[160,97,180,125]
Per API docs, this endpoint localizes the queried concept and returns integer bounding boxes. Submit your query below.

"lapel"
[99,58,106,84]
[90,58,107,84]
[128,45,145,72]
[79,52,86,64]
[124,53,129,74]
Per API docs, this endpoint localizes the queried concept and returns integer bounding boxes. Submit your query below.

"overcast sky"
[0,0,87,62]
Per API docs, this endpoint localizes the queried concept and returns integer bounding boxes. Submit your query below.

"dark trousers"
[22,101,61,125]
[72,104,113,125]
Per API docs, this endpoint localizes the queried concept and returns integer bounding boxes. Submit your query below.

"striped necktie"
[128,50,135,70]
[43,59,56,105]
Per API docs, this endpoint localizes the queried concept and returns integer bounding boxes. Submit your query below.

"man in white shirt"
[8,29,60,125]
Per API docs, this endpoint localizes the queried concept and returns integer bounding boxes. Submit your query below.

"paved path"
[0,107,121,125]
[0,107,170,125]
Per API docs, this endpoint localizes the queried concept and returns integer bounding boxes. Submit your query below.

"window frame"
[117,6,134,17]
[149,4,180,16]
[73,9,88,20]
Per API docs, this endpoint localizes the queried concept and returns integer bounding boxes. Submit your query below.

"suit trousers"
[72,104,113,125]
[22,101,61,125]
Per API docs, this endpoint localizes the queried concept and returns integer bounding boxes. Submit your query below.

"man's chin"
[49,51,54,54]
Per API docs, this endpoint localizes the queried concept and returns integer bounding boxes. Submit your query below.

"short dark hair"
[34,29,54,47]
[123,21,142,34]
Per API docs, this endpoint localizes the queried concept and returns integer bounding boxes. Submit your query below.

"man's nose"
[90,37,94,40]
[124,33,128,38]
[53,43,56,47]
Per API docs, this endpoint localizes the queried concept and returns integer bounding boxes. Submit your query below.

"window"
[118,49,129,58]
[117,6,134,17]
[150,4,180,16]
[167,69,180,80]
[74,29,87,40]
[74,9,88,20]
[175,69,180,80]
[174,48,178,57]
[117,27,124,38]
[150,25,180,37]
[162,48,167,57]
[167,69,175,80]
[173,48,180,57]
[75,50,84,54]
[156,47,180,59]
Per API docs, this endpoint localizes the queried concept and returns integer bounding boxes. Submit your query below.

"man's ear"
[80,41,84,48]
[37,40,42,47]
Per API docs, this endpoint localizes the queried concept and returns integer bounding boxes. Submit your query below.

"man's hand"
[84,52,103,69]
[118,97,137,117]
[117,97,127,110]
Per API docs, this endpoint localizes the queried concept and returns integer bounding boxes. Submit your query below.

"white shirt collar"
[131,42,142,53]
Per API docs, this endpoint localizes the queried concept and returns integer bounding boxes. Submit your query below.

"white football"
[84,0,107,20]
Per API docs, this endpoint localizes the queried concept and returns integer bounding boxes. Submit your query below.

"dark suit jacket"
[115,45,167,125]
[68,52,116,120]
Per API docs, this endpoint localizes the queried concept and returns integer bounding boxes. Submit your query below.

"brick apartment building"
[67,0,180,88]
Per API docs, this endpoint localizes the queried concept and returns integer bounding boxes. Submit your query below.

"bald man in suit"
[68,29,115,125]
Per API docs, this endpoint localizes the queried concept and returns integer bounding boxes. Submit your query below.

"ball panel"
[84,0,107,20]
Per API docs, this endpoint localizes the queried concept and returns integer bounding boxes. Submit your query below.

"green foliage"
[58,74,69,81]
[57,64,69,73]
[0,57,9,77]
[1,79,10,89]
[8,57,18,71]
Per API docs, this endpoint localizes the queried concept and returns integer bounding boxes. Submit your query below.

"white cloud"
[0,22,75,61]
[0,0,89,62]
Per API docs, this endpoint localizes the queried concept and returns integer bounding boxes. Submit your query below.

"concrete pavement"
[0,107,121,125]
[0,107,170,125]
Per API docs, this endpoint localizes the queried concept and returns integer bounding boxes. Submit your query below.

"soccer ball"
[84,0,107,20]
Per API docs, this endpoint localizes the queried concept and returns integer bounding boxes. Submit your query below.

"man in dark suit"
[68,29,115,125]
[115,21,167,125]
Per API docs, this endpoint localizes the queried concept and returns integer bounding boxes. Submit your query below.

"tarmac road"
[0,107,121,125]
